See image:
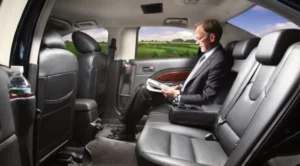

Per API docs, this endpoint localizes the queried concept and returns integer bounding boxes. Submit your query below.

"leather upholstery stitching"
[169,133,172,157]
[45,90,73,104]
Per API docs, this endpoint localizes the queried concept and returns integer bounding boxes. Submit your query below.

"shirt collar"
[203,45,220,59]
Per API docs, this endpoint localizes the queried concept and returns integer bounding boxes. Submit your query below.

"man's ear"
[209,33,216,43]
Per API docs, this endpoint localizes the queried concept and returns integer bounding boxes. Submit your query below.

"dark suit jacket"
[180,45,233,105]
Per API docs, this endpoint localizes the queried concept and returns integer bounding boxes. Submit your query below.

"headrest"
[42,29,65,49]
[72,31,102,53]
[225,40,238,55]
[256,29,300,65]
[232,38,260,60]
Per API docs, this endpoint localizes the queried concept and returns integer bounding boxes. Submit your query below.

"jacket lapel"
[189,57,211,80]
[185,47,221,85]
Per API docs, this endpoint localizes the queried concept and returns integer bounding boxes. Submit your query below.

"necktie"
[199,55,206,63]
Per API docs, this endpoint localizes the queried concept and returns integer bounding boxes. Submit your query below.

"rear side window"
[63,28,108,56]
[228,5,299,36]
[136,27,198,59]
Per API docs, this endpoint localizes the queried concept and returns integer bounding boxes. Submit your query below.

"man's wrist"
[174,94,181,102]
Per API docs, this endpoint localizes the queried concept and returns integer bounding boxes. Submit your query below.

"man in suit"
[109,19,233,141]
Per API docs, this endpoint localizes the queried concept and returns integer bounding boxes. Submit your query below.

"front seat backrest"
[0,68,22,166]
[37,30,78,163]
[72,31,108,115]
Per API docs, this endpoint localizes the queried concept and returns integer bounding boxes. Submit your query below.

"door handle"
[142,66,155,72]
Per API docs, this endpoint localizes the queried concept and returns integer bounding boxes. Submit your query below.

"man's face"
[195,25,216,52]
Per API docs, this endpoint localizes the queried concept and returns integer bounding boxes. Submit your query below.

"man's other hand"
[162,87,178,99]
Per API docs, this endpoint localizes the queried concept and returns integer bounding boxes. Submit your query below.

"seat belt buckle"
[205,133,216,141]
[218,116,226,125]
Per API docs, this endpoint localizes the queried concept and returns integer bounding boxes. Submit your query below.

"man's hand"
[162,87,179,99]
[171,85,182,90]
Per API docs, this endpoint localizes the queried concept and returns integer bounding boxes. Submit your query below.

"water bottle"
[9,66,33,99]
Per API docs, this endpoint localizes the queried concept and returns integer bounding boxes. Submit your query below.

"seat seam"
[169,133,172,158]
[44,90,73,104]
[146,126,208,140]
[42,103,71,117]
[190,138,197,163]
[142,151,209,166]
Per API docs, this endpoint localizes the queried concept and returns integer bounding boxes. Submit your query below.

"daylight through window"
[228,5,299,37]
[136,27,198,59]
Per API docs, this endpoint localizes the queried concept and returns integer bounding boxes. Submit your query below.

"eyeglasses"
[196,33,210,41]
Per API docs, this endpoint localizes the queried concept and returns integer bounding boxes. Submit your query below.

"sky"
[63,5,299,42]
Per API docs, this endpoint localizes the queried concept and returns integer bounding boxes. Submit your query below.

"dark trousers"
[119,83,167,129]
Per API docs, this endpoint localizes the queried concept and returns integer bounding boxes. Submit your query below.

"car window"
[63,28,108,56]
[136,27,198,59]
[228,5,300,37]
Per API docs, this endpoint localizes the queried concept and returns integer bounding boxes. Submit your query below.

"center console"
[73,99,102,146]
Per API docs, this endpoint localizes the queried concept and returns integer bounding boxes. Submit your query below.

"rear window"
[136,27,198,59]
[63,28,108,56]
[228,5,299,36]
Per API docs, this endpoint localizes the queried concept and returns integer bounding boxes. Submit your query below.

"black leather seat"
[0,68,22,166]
[36,30,78,163]
[211,38,260,107]
[72,31,108,115]
[136,29,300,166]
[225,40,238,56]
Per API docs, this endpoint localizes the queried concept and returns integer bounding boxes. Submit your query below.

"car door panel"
[132,58,197,90]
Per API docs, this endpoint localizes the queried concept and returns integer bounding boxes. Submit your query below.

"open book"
[146,78,170,93]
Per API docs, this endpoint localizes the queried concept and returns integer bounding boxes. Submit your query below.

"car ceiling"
[50,0,255,32]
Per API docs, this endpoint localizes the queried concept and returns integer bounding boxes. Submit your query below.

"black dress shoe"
[107,127,135,141]
[107,133,135,141]
[111,126,123,135]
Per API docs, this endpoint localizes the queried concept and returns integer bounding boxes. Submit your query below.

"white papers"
[146,78,170,93]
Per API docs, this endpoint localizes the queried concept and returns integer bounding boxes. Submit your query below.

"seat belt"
[218,62,260,125]
[107,38,117,65]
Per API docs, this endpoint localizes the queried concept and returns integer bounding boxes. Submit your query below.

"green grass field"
[65,41,198,59]
[137,42,198,59]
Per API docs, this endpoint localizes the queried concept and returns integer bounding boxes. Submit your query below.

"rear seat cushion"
[137,124,227,166]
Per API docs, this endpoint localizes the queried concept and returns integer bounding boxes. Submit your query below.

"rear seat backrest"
[213,29,300,165]
[231,38,260,73]
[226,30,300,166]
[213,38,260,105]
[219,39,260,113]
[225,40,238,56]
